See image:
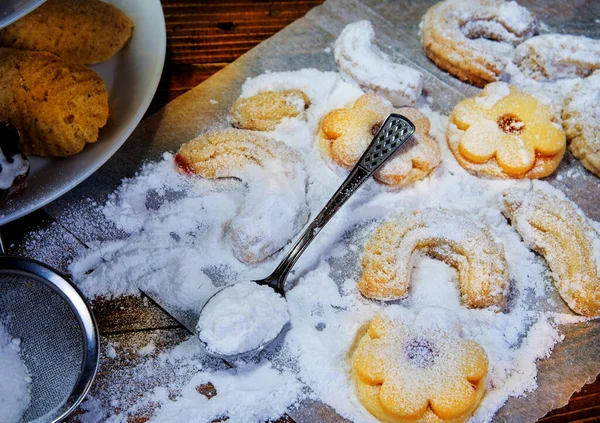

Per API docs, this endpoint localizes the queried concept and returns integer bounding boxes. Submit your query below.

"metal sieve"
[0,235,99,423]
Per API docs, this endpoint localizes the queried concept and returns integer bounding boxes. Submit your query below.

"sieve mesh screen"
[0,272,84,422]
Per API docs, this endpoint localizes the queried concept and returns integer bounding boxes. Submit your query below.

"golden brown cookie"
[503,188,600,317]
[230,89,310,131]
[562,71,600,177]
[0,0,134,64]
[447,82,566,179]
[514,34,600,81]
[0,48,109,157]
[358,208,509,310]
[421,0,537,87]
[352,307,488,423]
[176,129,309,264]
[319,94,440,188]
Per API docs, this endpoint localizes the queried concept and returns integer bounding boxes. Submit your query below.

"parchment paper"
[37,0,600,421]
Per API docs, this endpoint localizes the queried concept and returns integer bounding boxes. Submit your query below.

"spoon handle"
[258,113,415,292]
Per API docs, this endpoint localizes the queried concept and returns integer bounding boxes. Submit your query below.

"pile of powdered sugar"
[0,320,32,423]
[57,65,597,423]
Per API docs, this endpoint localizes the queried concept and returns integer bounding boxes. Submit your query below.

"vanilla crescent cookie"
[358,208,509,310]
[352,307,488,423]
[421,0,537,87]
[514,34,600,81]
[503,188,600,317]
[334,21,423,107]
[562,71,600,177]
[447,82,566,179]
[319,94,440,188]
[230,89,310,131]
[176,129,309,264]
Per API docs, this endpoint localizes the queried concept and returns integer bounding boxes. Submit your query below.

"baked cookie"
[562,71,600,177]
[0,122,29,206]
[230,89,310,131]
[359,208,509,310]
[0,0,134,64]
[176,129,309,264]
[514,34,600,81]
[0,48,109,157]
[503,188,600,317]
[319,94,440,188]
[447,82,566,178]
[421,0,537,87]
[352,307,488,423]
[334,20,423,107]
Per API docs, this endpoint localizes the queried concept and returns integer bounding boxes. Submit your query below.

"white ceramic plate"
[0,0,166,225]
[0,0,46,29]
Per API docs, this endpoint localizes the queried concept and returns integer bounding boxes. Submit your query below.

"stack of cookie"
[0,0,133,204]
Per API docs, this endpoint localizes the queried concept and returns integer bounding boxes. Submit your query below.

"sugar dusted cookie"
[0,0,133,65]
[447,82,566,179]
[514,34,600,81]
[0,48,109,157]
[334,20,423,107]
[503,188,600,317]
[230,89,310,131]
[352,307,488,423]
[421,0,537,87]
[358,208,509,310]
[175,129,309,264]
[562,71,600,177]
[319,94,440,188]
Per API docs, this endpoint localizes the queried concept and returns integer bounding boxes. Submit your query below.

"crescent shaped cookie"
[421,0,537,87]
[514,34,600,81]
[562,70,600,177]
[447,82,566,179]
[0,48,109,157]
[352,307,488,423]
[0,0,134,64]
[334,20,423,107]
[503,188,600,317]
[358,208,509,310]
[175,129,309,264]
[319,94,440,188]
[230,89,310,131]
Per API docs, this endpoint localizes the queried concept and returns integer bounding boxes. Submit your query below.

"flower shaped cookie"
[319,94,440,188]
[352,307,488,423]
[447,82,566,178]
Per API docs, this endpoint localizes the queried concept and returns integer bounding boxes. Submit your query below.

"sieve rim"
[0,255,99,423]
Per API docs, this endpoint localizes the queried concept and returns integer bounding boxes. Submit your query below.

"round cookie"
[0,48,109,157]
[351,307,488,423]
[503,188,600,317]
[358,208,509,310]
[0,0,134,65]
[447,82,566,179]
[562,70,600,177]
[230,89,310,132]
[514,34,600,81]
[319,94,440,188]
[334,20,423,107]
[421,0,537,87]
[175,129,309,264]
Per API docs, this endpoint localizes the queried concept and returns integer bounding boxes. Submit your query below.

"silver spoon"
[197,113,416,359]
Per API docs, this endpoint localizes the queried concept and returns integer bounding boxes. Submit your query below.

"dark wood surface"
[4,1,599,422]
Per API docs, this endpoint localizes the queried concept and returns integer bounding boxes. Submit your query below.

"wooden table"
[4,1,599,422]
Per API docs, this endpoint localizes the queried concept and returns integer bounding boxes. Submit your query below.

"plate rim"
[0,0,167,226]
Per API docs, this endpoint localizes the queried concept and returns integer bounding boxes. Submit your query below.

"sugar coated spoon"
[196,113,415,359]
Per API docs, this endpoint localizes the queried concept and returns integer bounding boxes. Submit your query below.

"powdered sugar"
[334,20,423,106]
[63,65,596,423]
[0,320,32,423]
